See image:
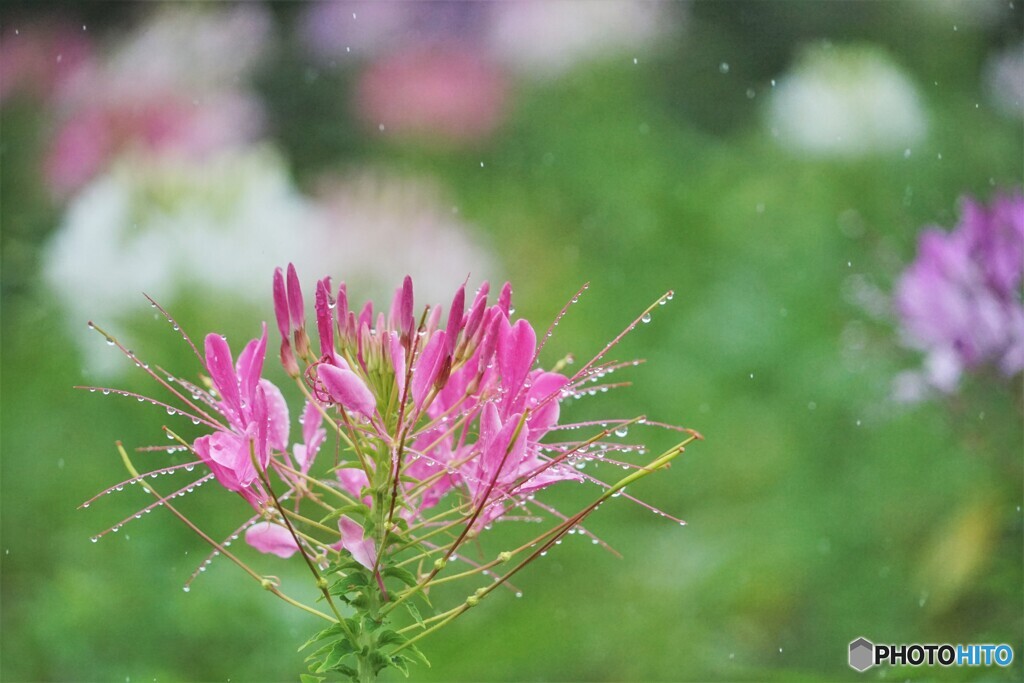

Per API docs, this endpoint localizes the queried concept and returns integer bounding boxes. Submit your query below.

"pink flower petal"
[259,379,290,452]
[245,522,300,559]
[235,324,268,402]
[498,317,536,398]
[337,516,377,570]
[412,329,447,409]
[318,363,377,419]
[204,333,242,418]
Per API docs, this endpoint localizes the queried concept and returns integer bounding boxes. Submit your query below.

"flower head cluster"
[894,192,1024,397]
[83,267,697,681]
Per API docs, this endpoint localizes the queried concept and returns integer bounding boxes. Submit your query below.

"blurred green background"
[2,2,1022,681]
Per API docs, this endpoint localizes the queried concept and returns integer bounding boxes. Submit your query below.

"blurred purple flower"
[894,193,1024,396]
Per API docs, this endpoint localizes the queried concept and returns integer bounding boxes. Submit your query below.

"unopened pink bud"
[315,279,334,358]
[286,263,305,331]
[272,267,290,340]
[400,275,415,340]
[498,281,513,317]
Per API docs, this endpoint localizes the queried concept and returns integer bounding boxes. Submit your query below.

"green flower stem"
[381,413,531,617]
[116,442,336,623]
[250,443,357,643]
[273,461,356,506]
[393,433,700,647]
[278,506,343,537]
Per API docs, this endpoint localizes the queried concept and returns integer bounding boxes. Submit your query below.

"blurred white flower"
[311,170,499,306]
[44,149,498,376]
[985,42,1024,120]
[767,45,927,157]
[43,147,318,375]
[487,0,675,78]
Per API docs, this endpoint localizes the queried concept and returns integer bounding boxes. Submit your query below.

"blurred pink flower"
[44,93,262,195]
[41,5,270,196]
[0,20,93,105]
[894,193,1024,396]
[356,47,507,145]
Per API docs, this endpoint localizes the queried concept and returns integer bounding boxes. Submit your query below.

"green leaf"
[316,640,357,673]
[383,566,418,588]
[403,642,431,668]
[297,623,345,652]
[329,570,371,596]
[404,601,425,627]
[322,557,368,575]
[318,504,367,525]
[390,654,410,677]
[375,629,406,648]
[300,674,326,683]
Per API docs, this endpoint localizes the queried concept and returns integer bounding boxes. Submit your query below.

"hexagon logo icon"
[849,637,874,672]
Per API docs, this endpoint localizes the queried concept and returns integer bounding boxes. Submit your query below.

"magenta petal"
[336,468,371,503]
[315,279,335,358]
[195,431,254,491]
[446,284,465,355]
[463,281,490,340]
[259,379,290,452]
[497,318,536,396]
[319,364,377,419]
[204,333,242,417]
[337,516,377,570]
[387,331,407,395]
[300,400,323,447]
[336,282,349,333]
[525,371,569,436]
[272,267,290,338]
[286,263,305,331]
[411,329,447,409]
[245,522,300,559]
[235,324,268,402]
[479,402,502,447]
[498,281,513,316]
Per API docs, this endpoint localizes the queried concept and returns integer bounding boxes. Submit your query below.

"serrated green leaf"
[298,623,345,652]
[375,629,406,648]
[390,654,410,677]
[322,557,368,575]
[334,664,357,678]
[403,642,431,668]
[329,571,371,597]
[316,640,357,673]
[404,601,425,627]
[318,504,367,525]
[383,566,418,587]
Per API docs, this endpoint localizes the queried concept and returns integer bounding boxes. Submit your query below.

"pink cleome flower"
[82,269,696,586]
